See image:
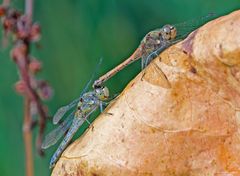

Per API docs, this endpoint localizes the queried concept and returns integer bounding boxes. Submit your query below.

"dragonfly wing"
[53,98,80,124]
[42,111,75,149]
[49,106,98,168]
[53,58,103,124]
[174,13,216,41]
[49,116,86,168]
[142,42,170,68]
[80,57,103,95]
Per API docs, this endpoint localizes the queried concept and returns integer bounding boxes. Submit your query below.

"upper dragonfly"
[42,58,110,169]
[93,13,216,88]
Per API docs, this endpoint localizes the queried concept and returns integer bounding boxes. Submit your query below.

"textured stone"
[52,10,240,176]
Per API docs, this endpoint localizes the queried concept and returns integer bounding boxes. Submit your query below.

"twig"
[22,0,34,175]
[0,0,52,175]
[2,0,10,6]
[23,0,34,175]
[23,98,34,176]
[25,0,32,24]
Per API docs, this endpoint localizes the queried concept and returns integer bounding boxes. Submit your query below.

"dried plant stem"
[2,0,10,6]
[1,0,51,174]
[25,0,32,25]
[23,98,34,176]
[22,0,34,176]
[16,53,47,155]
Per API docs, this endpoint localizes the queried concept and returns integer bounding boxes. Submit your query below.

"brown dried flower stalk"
[0,0,52,175]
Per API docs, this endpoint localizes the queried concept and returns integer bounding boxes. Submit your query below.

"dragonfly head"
[95,86,109,101]
[161,24,177,40]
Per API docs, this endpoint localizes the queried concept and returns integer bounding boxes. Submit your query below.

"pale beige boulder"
[52,10,240,176]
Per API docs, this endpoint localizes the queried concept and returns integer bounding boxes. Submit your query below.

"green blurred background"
[0,0,239,175]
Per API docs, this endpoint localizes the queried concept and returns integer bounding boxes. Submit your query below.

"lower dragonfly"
[42,59,110,169]
[93,13,216,88]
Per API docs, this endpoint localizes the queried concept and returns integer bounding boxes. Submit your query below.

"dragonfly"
[93,13,216,88]
[42,58,110,169]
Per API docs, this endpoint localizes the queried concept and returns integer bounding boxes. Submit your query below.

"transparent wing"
[52,99,79,124]
[42,111,75,149]
[49,116,85,168]
[172,13,216,41]
[142,42,171,68]
[49,106,98,168]
[52,57,103,124]
[81,57,103,93]
[142,14,216,67]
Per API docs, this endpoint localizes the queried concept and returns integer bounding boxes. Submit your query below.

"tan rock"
[52,10,240,176]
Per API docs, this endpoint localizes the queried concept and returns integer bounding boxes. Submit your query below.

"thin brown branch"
[15,50,47,154]
[23,98,34,176]
[0,0,52,175]
[22,1,34,175]
[2,0,10,6]
[25,0,32,25]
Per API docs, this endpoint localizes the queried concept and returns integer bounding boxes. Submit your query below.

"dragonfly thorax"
[141,30,163,52]
[161,24,177,40]
[76,93,96,111]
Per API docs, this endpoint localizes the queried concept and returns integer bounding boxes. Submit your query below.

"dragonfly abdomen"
[49,117,85,168]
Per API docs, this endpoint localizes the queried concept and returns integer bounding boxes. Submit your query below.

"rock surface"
[52,10,240,176]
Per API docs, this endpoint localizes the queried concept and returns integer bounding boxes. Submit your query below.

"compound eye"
[163,28,168,34]
[163,25,170,34]
[169,26,177,39]
[103,87,109,98]
[170,25,174,30]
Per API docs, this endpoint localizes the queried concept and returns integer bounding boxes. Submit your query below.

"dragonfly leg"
[146,52,158,67]
[83,115,94,130]
[141,57,145,70]
[99,96,117,109]
[100,100,115,111]
[105,112,114,116]
[85,118,91,125]
[86,119,94,131]
[102,102,109,106]
[104,93,119,104]
[142,44,169,69]
[100,101,103,112]
[141,53,155,69]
